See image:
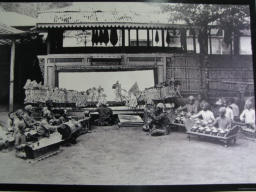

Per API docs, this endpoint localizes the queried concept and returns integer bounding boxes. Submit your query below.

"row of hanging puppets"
[90,28,187,46]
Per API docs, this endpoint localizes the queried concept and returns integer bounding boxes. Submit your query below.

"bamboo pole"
[9,39,15,112]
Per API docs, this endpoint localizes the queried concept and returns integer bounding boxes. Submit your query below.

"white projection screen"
[58,70,155,101]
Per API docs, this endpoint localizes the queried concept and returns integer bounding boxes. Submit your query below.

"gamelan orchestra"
[0,77,255,160]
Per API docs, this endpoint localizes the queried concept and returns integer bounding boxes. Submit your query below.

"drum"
[57,121,81,140]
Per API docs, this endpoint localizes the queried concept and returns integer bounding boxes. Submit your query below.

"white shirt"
[240,109,255,125]
[193,110,215,122]
[225,107,234,121]
[230,103,240,117]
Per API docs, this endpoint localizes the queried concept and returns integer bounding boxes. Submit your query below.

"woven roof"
[37,2,186,29]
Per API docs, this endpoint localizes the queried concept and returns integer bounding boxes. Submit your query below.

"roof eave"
[36,23,194,29]
[0,32,34,39]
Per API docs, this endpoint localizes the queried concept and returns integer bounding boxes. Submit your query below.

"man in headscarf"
[191,101,215,123]
[177,95,198,116]
[148,103,170,136]
[36,112,58,138]
[94,102,114,126]
[23,105,37,130]
[215,98,234,121]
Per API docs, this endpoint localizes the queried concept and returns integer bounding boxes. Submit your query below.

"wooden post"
[136,29,139,46]
[128,29,130,46]
[192,29,196,53]
[152,29,154,46]
[147,29,150,47]
[161,29,165,48]
[180,28,187,51]
[122,28,125,47]
[46,36,51,54]
[209,29,212,54]
[234,29,240,56]
[230,32,233,55]
[9,39,15,112]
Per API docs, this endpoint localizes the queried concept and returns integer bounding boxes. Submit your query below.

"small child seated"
[211,107,231,129]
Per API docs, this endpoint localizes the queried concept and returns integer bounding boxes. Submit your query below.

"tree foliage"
[162,4,250,55]
[0,2,72,18]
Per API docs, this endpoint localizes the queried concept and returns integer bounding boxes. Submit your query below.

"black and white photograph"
[0,1,255,185]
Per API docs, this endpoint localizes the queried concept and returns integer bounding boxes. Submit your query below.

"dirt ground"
[0,112,256,185]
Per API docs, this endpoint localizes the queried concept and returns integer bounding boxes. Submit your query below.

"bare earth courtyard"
[0,111,255,185]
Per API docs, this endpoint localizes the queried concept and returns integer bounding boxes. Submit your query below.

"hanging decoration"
[166,30,171,46]
[91,29,95,46]
[95,29,99,45]
[103,28,109,46]
[110,28,118,46]
[99,29,104,45]
[155,30,159,44]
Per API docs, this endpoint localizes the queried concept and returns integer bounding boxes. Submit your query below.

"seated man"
[148,103,170,136]
[94,103,114,126]
[177,95,198,116]
[215,98,234,121]
[191,102,215,123]
[240,99,255,129]
[228,98,240,121]
[42,106,64,126]
[23,105,38,130]
[211,107,232,129]
[36,113,59,138]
